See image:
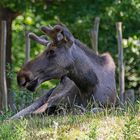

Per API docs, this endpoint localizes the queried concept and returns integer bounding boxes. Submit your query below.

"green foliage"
[0,111,13,121]
[87,119,98,139]
[123,36,140,90]
[123,116,140,140]
[0,0,46,13]
[0,119,28,140]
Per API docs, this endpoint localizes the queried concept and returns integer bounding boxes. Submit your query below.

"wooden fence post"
[0,20,8,110]
[90,17,100,54]
[116,22,125,103]
[25,31,30,63]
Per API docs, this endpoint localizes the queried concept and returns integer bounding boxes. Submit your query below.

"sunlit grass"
[0,101,140,140]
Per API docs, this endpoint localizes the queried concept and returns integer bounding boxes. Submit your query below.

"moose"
[11,24,117,119]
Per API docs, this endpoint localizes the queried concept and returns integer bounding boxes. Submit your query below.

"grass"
[0,101,140,140]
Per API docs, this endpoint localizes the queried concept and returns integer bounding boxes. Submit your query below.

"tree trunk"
[0,8,19,111]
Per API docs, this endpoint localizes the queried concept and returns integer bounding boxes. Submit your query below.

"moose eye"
[46,48,56,57]
[46,49,55,57]
[49,49,55,55]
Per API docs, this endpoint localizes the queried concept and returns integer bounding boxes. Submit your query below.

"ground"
[0,101,140,140]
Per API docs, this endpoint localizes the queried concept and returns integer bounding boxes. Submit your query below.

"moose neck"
[68,40,99,92]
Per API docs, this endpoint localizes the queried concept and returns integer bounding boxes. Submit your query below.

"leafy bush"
[123,36,140,92]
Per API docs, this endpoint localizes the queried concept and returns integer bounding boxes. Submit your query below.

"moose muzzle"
[17,70,38,91]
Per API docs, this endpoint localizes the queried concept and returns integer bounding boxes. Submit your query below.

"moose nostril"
[17,71,34,87]
[17,76,26,87]
[20,77,27,86]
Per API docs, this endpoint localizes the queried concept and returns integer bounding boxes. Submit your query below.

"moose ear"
[40,26,62,40]
[56,32,64,41]
[41,24,75,46]
[53,24,75,43]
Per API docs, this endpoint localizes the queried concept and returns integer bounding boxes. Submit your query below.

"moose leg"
[10,77,81,119]
[10,88,55,120]
[33,77,82,114]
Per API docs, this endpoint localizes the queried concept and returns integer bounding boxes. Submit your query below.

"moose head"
[17,24,77,91]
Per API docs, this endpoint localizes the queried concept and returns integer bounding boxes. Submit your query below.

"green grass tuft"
[0,101,140,140]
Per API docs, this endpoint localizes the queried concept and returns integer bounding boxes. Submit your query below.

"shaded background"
[0,0,140,111]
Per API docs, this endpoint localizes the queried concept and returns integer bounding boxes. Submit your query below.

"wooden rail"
[0,20,8,110]
[25,31,30,63]
[90,17,100,54]
[116,22,125,103]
